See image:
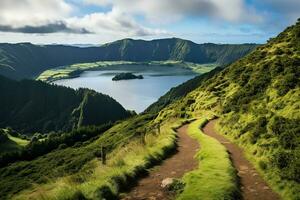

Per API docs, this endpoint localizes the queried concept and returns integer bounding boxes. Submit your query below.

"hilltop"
[0,38,258,80]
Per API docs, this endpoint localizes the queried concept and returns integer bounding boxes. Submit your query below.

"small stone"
[161,178,175,188]
[263,186,269,190]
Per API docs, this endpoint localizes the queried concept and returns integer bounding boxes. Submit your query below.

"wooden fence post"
[101,146,106,165]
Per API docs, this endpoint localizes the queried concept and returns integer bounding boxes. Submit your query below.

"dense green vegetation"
[0,130,26,154]
[0,75,132,134]
[0,39,257,80]
[0,123,112,168]
[0,112,183,199]
[177,118,238,200]
[112,73,143,81]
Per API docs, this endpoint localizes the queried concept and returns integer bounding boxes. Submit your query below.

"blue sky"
[0,0,298,44]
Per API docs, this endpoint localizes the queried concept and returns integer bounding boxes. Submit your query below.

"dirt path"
[121,124,199,200]
[203,120,281,200]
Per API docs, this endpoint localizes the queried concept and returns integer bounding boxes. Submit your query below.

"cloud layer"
[0,22,91,34]
[85,0,262,23]
[0,0,167,36]
[0,0,299,44]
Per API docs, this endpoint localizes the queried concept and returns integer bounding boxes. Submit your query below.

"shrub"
[272,149,300,182]
[167,179,185,194]
[0,131,8,143]
[93,186,117,200]
[258,160,268,170]
[71,190,87,200]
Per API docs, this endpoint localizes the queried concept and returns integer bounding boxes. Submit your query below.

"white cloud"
[0,0,168,36]
[84,0,262,24]
[67,8,168,36]
[84,0,111,7]
[0,0,73,27]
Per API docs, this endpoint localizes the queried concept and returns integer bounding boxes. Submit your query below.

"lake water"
[53,65,197,112]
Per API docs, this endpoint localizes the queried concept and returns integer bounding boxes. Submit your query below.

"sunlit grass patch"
[13,118,183,200]
[177,118,239,200]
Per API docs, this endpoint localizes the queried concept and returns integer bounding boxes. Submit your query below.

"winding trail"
[121,124,199,200]
[203,120,281,200]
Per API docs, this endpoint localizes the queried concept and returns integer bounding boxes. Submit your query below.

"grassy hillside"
[0,75,132,134]
[0,129,29,155]
[0,39,258,80]
[145,66,223,113]
[0,112,183,199]
[154,19,300,199]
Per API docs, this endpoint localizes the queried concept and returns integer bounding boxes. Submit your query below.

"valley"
[0,12,299,200]
[51,64,199,112]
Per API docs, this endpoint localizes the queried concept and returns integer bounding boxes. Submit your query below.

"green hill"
[99,38,257,64]
[0,39,258,80]
[153,19,300,199]
[0,75,132,134]
[1,20,299,200]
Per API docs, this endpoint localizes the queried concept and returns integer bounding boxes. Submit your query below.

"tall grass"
[14,119,183,200]
[177,118,239,200]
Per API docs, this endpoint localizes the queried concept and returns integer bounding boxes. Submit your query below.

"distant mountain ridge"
[0,38,258,80]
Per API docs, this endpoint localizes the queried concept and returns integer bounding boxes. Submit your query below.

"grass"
[0,138,22,154]
[9,116,184,200]
[7,134,29,147]
[177,117,239,200]
[36,60,218,82]
[216,117,300,200]
[37,61,135,82]
[0,130,29,154]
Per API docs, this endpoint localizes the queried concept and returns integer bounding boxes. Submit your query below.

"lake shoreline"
[53,66,198,112]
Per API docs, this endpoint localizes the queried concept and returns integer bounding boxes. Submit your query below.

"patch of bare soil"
[203,120,281,200]
[121,124,199,200]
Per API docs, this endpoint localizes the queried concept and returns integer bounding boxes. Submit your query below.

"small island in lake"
[112,72,144,81]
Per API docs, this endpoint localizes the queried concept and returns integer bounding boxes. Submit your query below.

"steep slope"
[0,39,258,80]
[145,66,223,113]
[154,19,300,199]
[0,75,132,134]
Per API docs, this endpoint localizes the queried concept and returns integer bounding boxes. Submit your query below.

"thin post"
[101,146,106,165]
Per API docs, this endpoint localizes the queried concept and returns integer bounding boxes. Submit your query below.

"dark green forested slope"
[0,43,102,80]
[99,38,257,64]
[155,19,300,198]
[0,39,258,80]
[0,75,132,134]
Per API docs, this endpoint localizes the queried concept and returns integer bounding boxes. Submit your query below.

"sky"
[0,0,299,45]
